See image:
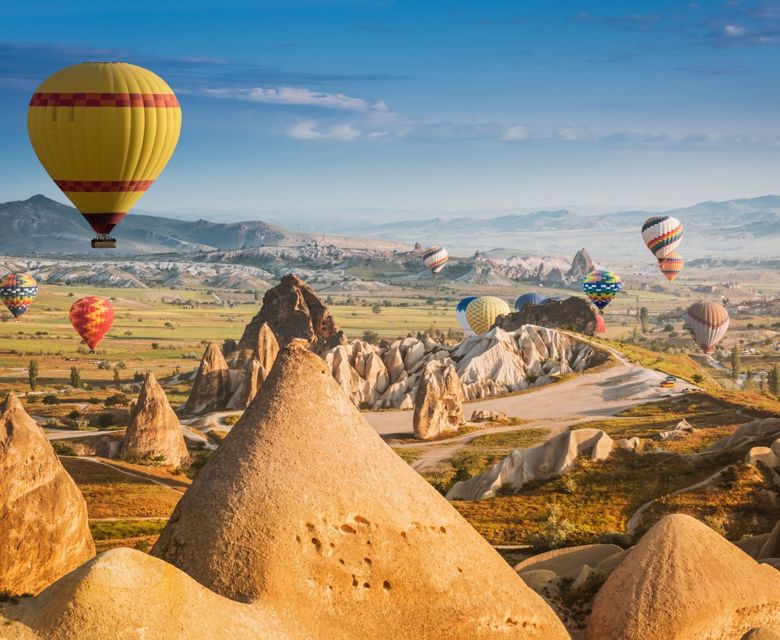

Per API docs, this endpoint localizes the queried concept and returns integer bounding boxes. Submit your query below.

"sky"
[0,0,778,220]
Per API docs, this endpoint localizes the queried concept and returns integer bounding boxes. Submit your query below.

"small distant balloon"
[70,296,114,350]
[456,296,477,334]
[659,251,684,282]
[514,292,547,312]
[684,301,729,354]
[422,246,448,276]
[641,216,683,261]
[582,270,622,311]
[464,296,510,335]
[0,273,38,319]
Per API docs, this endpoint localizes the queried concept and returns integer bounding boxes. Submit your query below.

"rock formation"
[742,629,780,640]
[0,392,94,596]
[759,520,780,561]
[181,342,231,415]
[586,514,780,639]
[447,428,614,500]
[708,418,780,452]
[566,248,595,281]
[494,296,598,336]
[0,548,291,639]
[413,361,465,440]
[119,373,189,467]
[152,340,569,639]
[237,273,343,351]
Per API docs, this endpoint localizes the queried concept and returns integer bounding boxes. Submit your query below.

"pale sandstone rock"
[586,514,780,640]
[0,393,94,596]
[152,340,569,640]
[182,342,231,415]
[119,373,189,467]
[413,361,465,441]
[448,429,614,500]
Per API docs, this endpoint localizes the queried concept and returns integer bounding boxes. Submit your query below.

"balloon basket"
[91,237,116,249]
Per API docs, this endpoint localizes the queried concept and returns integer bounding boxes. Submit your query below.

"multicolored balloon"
[659,251,684,283]
[27,62,181,248]
[0,274,38,319]
[514,292,547,312]
[70,296,114,350]
[595,314,606,334]
[456,296,477,334]
[464,296,510,335]
[641,216,683,261]
[582,270,622,311]
[684,301,729,354]
[422,246,448,276]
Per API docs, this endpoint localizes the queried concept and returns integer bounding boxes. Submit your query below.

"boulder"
[586,514,780,639]
[515,544,624,579]
[0,548,291,639]
[413,361,465,441]
[760,521,780,560]
[152,340,569,640]
[708,418,780,452]
[119,373,189,467]
[182,342,231,415]
[448,428,614,500]
[237,274,343,352]
[494,297,599,336]
[0,393,95,596]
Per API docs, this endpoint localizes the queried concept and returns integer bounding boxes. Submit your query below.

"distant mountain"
[0,196,405,256]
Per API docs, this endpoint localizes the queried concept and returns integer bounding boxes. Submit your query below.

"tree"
[70,366,81,389]
[769,364,780,397]
[730,346,741,381]
[362,329,380,345]
[113,365,121,389]
[639,307,650,334]
[371,304,382,315]
[744,369,754,391]
[28,360,38,391]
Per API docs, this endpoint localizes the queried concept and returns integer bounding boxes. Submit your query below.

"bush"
[222,415,240,426]
[42,394,58,405]
[67,409,81,420]
[186,450,213,479]
[528,505,576,552]
[104,393,129,407]
[52,441,77,456]
[362,330,380,345]
[97,413,115,428]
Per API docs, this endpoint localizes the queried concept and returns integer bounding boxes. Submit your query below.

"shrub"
[104,393,129,407]
[52,441,77,456]
[42,394,58,405]
[529,505,575,552]
[97,413,115,428]
[222,415,240,426]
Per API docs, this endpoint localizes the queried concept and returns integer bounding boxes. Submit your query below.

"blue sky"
[0,0,778,219]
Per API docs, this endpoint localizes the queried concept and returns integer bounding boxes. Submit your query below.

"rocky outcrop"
[708,418,780,452]
[0,393,94,596]
[181,342,231,415]
[0,548,291,640]
[656,418,696,441]
[566,248,595,281]
[472,410,508,423]
[413,361,465,440]
[447,428,614,500]
[742,629,780,640]
[759,521,780,561]
[119,373,189,467]
[153,340,569,640]
[494,297,598,336]
[586,514,780,639]
[237,273,343,352]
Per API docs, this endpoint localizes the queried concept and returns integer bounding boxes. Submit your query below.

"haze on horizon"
[0,0,778,217]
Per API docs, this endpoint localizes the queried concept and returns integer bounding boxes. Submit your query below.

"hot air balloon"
[595,314,606,334]
[514,292,547,312]
[684,301,729,354]
[70,296,114,351]
[464,296,510,335]
[422,246,448,276]
[456,296,477,334]
[658,251,684,282]
[641,216,683,261]
[0,274,38,319]
[27,63,181,249]
[582,270,622,311]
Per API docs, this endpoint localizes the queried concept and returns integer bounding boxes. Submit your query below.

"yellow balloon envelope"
[27,62,181,247]
[464,296,511,335]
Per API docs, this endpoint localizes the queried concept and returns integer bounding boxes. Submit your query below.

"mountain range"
[0,194,778,260]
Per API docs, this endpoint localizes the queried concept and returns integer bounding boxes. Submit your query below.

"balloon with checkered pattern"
[0,273,38,319]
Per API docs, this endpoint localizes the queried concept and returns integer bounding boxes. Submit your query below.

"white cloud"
[203,86,381,111]
[288,120,362,141]
[723,24,747,37]
[501,125,529,141]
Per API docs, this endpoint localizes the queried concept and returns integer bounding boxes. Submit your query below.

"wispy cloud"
[202,86,387,111]
[288,120,362,141]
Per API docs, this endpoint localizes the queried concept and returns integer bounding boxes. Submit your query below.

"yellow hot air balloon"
[27,62,181,248]
[464,296,511,335]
